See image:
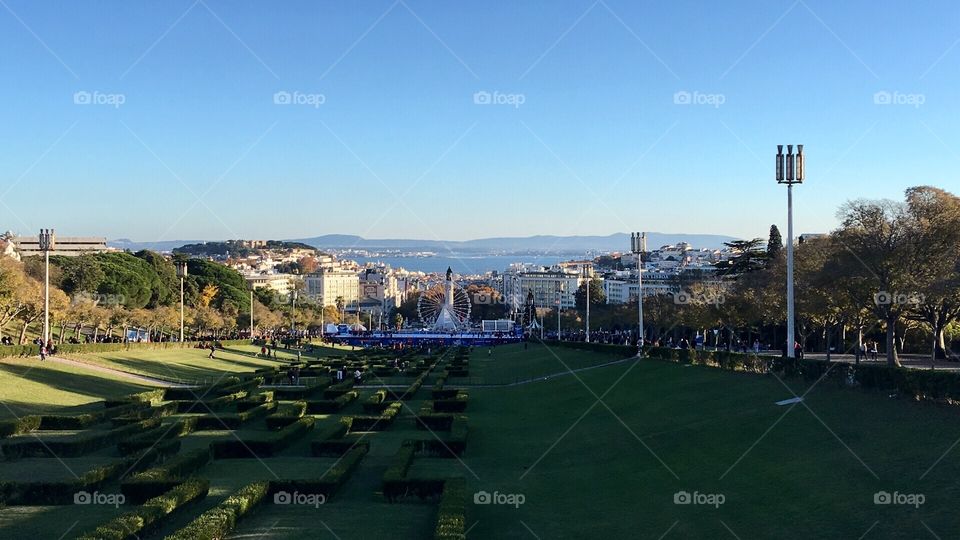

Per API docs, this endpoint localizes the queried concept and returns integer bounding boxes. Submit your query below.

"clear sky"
[1,0,958,244]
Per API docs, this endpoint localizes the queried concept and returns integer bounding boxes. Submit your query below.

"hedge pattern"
[163,480,270,540]
[434,478,467,540]
[78,477,210,540]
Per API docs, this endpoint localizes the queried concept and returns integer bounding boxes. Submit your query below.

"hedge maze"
[0,346,473,539]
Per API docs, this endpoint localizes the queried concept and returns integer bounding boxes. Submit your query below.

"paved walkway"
[45,355,195,387]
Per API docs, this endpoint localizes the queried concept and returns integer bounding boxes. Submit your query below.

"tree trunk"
[58,322,66,344]
[18,321,29,345]
[93,326,100,342]
[825,322,832,362]
[75,324,82,340]
[886,315,901,367]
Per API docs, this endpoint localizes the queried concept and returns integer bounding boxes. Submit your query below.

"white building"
[245,273,296,296]
[500,267,585,311]
[304,268,360,307]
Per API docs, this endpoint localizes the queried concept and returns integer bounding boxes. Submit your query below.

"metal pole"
[43,249,50,345]
[249,290,254,338]
[637,245,643,356]
[786,183,795,358]
[586,279,590,343]
[179,276,184,343]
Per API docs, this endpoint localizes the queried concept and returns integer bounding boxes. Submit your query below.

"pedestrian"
[39,345,47,362]
[869,341,878,361]
[208,344,216,359]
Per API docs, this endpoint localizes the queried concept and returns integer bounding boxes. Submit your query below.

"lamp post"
[176,261,187,342]
[556,282,564,341]
[776,144,804,358]
[585,276,590,343]
[38,229,55,346]
[631,232,646,356]
[249,290,254,338]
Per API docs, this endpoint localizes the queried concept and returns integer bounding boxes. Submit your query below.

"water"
[351,254,573,275]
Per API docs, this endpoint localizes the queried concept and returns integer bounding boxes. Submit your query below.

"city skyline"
[2,1,959,241]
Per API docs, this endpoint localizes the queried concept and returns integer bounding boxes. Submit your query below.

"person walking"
[39,345,47,362]
[208,344,216,359]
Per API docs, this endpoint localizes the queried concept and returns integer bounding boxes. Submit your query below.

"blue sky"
[1,0,958,244]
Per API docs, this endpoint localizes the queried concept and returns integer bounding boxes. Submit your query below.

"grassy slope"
[0,357,158,419]
[465,344,960,539]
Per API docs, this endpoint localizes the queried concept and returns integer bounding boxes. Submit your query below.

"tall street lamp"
[556,282,564,341]
[631,232,646,356]
[585,275,591,343]
[776,144,804,358]
[38,229,55,346]
[176,261,187,342]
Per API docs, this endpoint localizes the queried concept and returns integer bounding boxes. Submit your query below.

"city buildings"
[304,268,360,307]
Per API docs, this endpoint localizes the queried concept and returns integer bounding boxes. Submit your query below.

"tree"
[393,312,404,330]
[715,239,767,277]
[767,225,783,261]
[575,279,605,310]
[0,257,29,339]
[198,284,219,308]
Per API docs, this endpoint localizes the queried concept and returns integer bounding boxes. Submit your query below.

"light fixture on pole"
[176,261,187,342]
[249,290,254,338]
[585,274,591,343]
[38,229,55,346]
[630,231,646,357]
[556,282,564,341]
[776,144,804,359]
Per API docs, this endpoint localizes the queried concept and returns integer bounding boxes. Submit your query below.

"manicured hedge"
[309,422,351,456]
[0,416,41,439]
[105,389,167,408]
[2,418,161,459]
[164,480,269,540]
[271,445,368,500]
[434,478,467,540]
[211,417,315,459]
[111,401,179,426]
[38,401,145,430]
[304,391,359,414]
[0,440,178,505]
[382,441,416,502]
[121,447,213,503]
[322,380,355,399]
[118,418,198,455]
[312,438,370,457]
[348,402,402,431]
[78,477,210,540]
[193,401,277,430]
[363,390,390,413]
[433,392,468,413]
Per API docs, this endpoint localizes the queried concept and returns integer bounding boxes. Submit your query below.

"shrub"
[0,416,40,439]
[118,418,198,455]
[211,417,315,459]
[122,447,212,503]
[305,391,359,414]
[349,402,402,431]
[104,389,167,408]
[434,478,467,540]
[382,441,416,502]
[194,401,277,430]
[312,438,370,457]
[322,380,355,399]
[38,402,144,430]
[270,445,367,500]
[164,481,269,540]
[2,418,161,459]
[111,402,179,426]
[433,392,468,413]
[77,477,210,540]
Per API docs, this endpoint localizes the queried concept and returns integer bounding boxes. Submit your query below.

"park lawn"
[59,347,290,382]
[464,342,631,385]
[0,357,158,419]
[463,355,960,539]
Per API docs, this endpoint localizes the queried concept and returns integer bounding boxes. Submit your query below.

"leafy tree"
[715,239,767,277]
[575,279,606,310]
[767,225,783,260]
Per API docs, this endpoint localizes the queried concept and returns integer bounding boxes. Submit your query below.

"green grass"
[4,343,960,539]
[0,357,158,419]
[59,346,290,382]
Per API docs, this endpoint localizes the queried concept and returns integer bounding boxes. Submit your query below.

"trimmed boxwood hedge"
[0,439,178,505]
[193,401,277,430]
[164,480,270,540]
[0,415,41,439]
[382,441,416,502]
[104,388,167,408]
[434,478,467,540]
[211,417,315,459]
[312,438,370,457]
[2,418,161,459]
[271,445,368,500]
[38,401,145,430]
[117,418,198,455]
[111,401,179,426]
[433,392,468,413]
[322,379,355,399]
[348,402,402,431]
[78,477,210,540]
[121,447,213,503]
[304,391,359,414]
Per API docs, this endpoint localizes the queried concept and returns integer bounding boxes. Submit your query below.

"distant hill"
[290,233,741,253]
[110,232,741,254]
